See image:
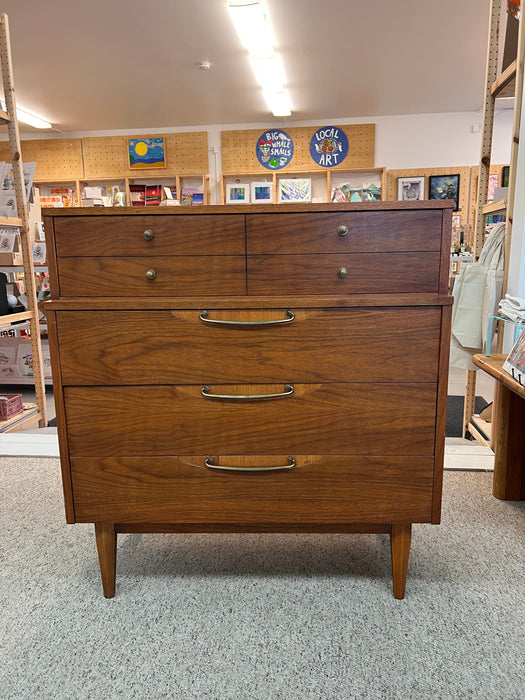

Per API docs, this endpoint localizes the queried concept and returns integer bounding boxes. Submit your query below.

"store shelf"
[491,58,517,98]
[482,198,507,215]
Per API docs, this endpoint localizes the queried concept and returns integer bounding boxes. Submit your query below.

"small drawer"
[247,252,441,295]
[55,307,442,385]
[64,383,437,457]
[70,454,434,524]
[53,214,246,256]
[246,209,443,254]
[57,255,246,296]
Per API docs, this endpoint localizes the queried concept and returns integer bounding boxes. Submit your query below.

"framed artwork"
[428,174,460,211]
[226,183,250,204]
[128,138,166,169]
[251,181,273,203]
[278,178,311,203]
[397,176,425,201]
[502,165,510,187]
[488,173,499,202]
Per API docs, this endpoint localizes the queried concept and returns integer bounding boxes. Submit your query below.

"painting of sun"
[128,138,166,169]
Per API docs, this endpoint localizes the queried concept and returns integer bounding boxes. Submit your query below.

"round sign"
[309,126,349,167]
[256,129,294,170]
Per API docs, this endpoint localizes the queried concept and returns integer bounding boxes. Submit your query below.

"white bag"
[450,222,505,368]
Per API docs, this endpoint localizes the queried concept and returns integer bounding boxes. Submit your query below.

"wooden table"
[472,353,525,500]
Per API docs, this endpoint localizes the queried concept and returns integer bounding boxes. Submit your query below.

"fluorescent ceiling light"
[16,107,52,129]
[227,0,274,58]
[228,0,292,118]
[250,55,286,91]
[263,90,291,117]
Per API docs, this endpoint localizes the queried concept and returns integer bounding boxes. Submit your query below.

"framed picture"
[502,165,510,187]
[428,174,460,211]
[128,138,166,169]
[251,181,273,203]
[278,178,311,203]
[397,176,425,201]
[226,183,250,204]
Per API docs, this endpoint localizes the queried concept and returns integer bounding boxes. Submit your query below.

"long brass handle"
[199,310,295,326]
[201,384,294,400]
[204,456,296,472]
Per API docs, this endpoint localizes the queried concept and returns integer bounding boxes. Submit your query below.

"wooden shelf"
[482,198,507,215]
[468,415,492,447]
[491,59,517,98]
[0,407,41,433]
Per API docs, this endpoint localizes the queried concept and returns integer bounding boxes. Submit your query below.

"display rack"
[0,13,47,432]
[463,0,524,442]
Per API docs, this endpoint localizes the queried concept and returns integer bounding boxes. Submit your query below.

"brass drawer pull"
[337,267,347,278]
[143,229,154,240]
[201,384,294,400]
[204,456,296,472]
[145,269,156,280]
[337,225,349,237]
[199,310,295,326]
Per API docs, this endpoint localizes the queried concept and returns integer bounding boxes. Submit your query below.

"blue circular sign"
[309,126,349,167]
[256,129,294,170]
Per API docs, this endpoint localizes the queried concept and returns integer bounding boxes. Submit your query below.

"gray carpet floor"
[1,457,524,700]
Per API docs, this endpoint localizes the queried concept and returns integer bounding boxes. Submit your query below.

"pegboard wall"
[387,166,471,220]
[221,124,375,174]
[0,138,83,180]
[83,132,209,178]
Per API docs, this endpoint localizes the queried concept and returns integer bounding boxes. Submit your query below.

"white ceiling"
[1,0,493,134]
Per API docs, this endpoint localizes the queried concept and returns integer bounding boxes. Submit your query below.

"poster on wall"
[256,130,294,170]
[128,138,166,169]
[309,126,349,167]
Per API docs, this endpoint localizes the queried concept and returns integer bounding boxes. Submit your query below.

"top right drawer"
[246,209,443,254]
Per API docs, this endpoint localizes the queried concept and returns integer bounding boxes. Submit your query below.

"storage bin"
[0,393,24,420]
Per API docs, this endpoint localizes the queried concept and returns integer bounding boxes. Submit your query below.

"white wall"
[17,108,514,171]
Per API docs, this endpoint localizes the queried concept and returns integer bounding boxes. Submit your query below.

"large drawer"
[70,454,435,524]
[55,307,442,385]
[246,210,443,254]
[247,253,441,294]
[56,256,246,296]
[64,383,437,457]
[53,215,246,256]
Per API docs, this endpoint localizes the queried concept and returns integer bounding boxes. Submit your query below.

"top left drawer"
[53,215,246,256]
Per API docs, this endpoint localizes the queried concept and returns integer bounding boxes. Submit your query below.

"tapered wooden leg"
[94,522,117,598]
[390,523,412,599]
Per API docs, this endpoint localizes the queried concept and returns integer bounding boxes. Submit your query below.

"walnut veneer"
[43,202,453,598]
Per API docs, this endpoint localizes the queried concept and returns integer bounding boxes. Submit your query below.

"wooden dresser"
[43,202,453,598]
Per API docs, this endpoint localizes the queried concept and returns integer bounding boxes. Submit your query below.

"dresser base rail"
[94,521,412,600]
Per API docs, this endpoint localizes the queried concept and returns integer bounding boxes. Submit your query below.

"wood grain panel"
[56,307,442,385]
[247,253,441,294]
[64,383,437,457]
[53,215,245,256]
[70,455,434,524]
[246,209,443,253]
[57,256,246,296]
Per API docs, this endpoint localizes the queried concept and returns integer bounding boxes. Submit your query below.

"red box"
[0,393,24,421]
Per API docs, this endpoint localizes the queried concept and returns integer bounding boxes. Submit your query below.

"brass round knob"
[143,229,154,240]
[337,225,349,237]
[337,267,347,278]
[145,269,156,280]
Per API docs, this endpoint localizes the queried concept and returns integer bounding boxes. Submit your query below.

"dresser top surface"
[41,200,455,218]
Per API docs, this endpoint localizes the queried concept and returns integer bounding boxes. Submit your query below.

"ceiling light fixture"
[16,107,52,129]
[227,0,292,117]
